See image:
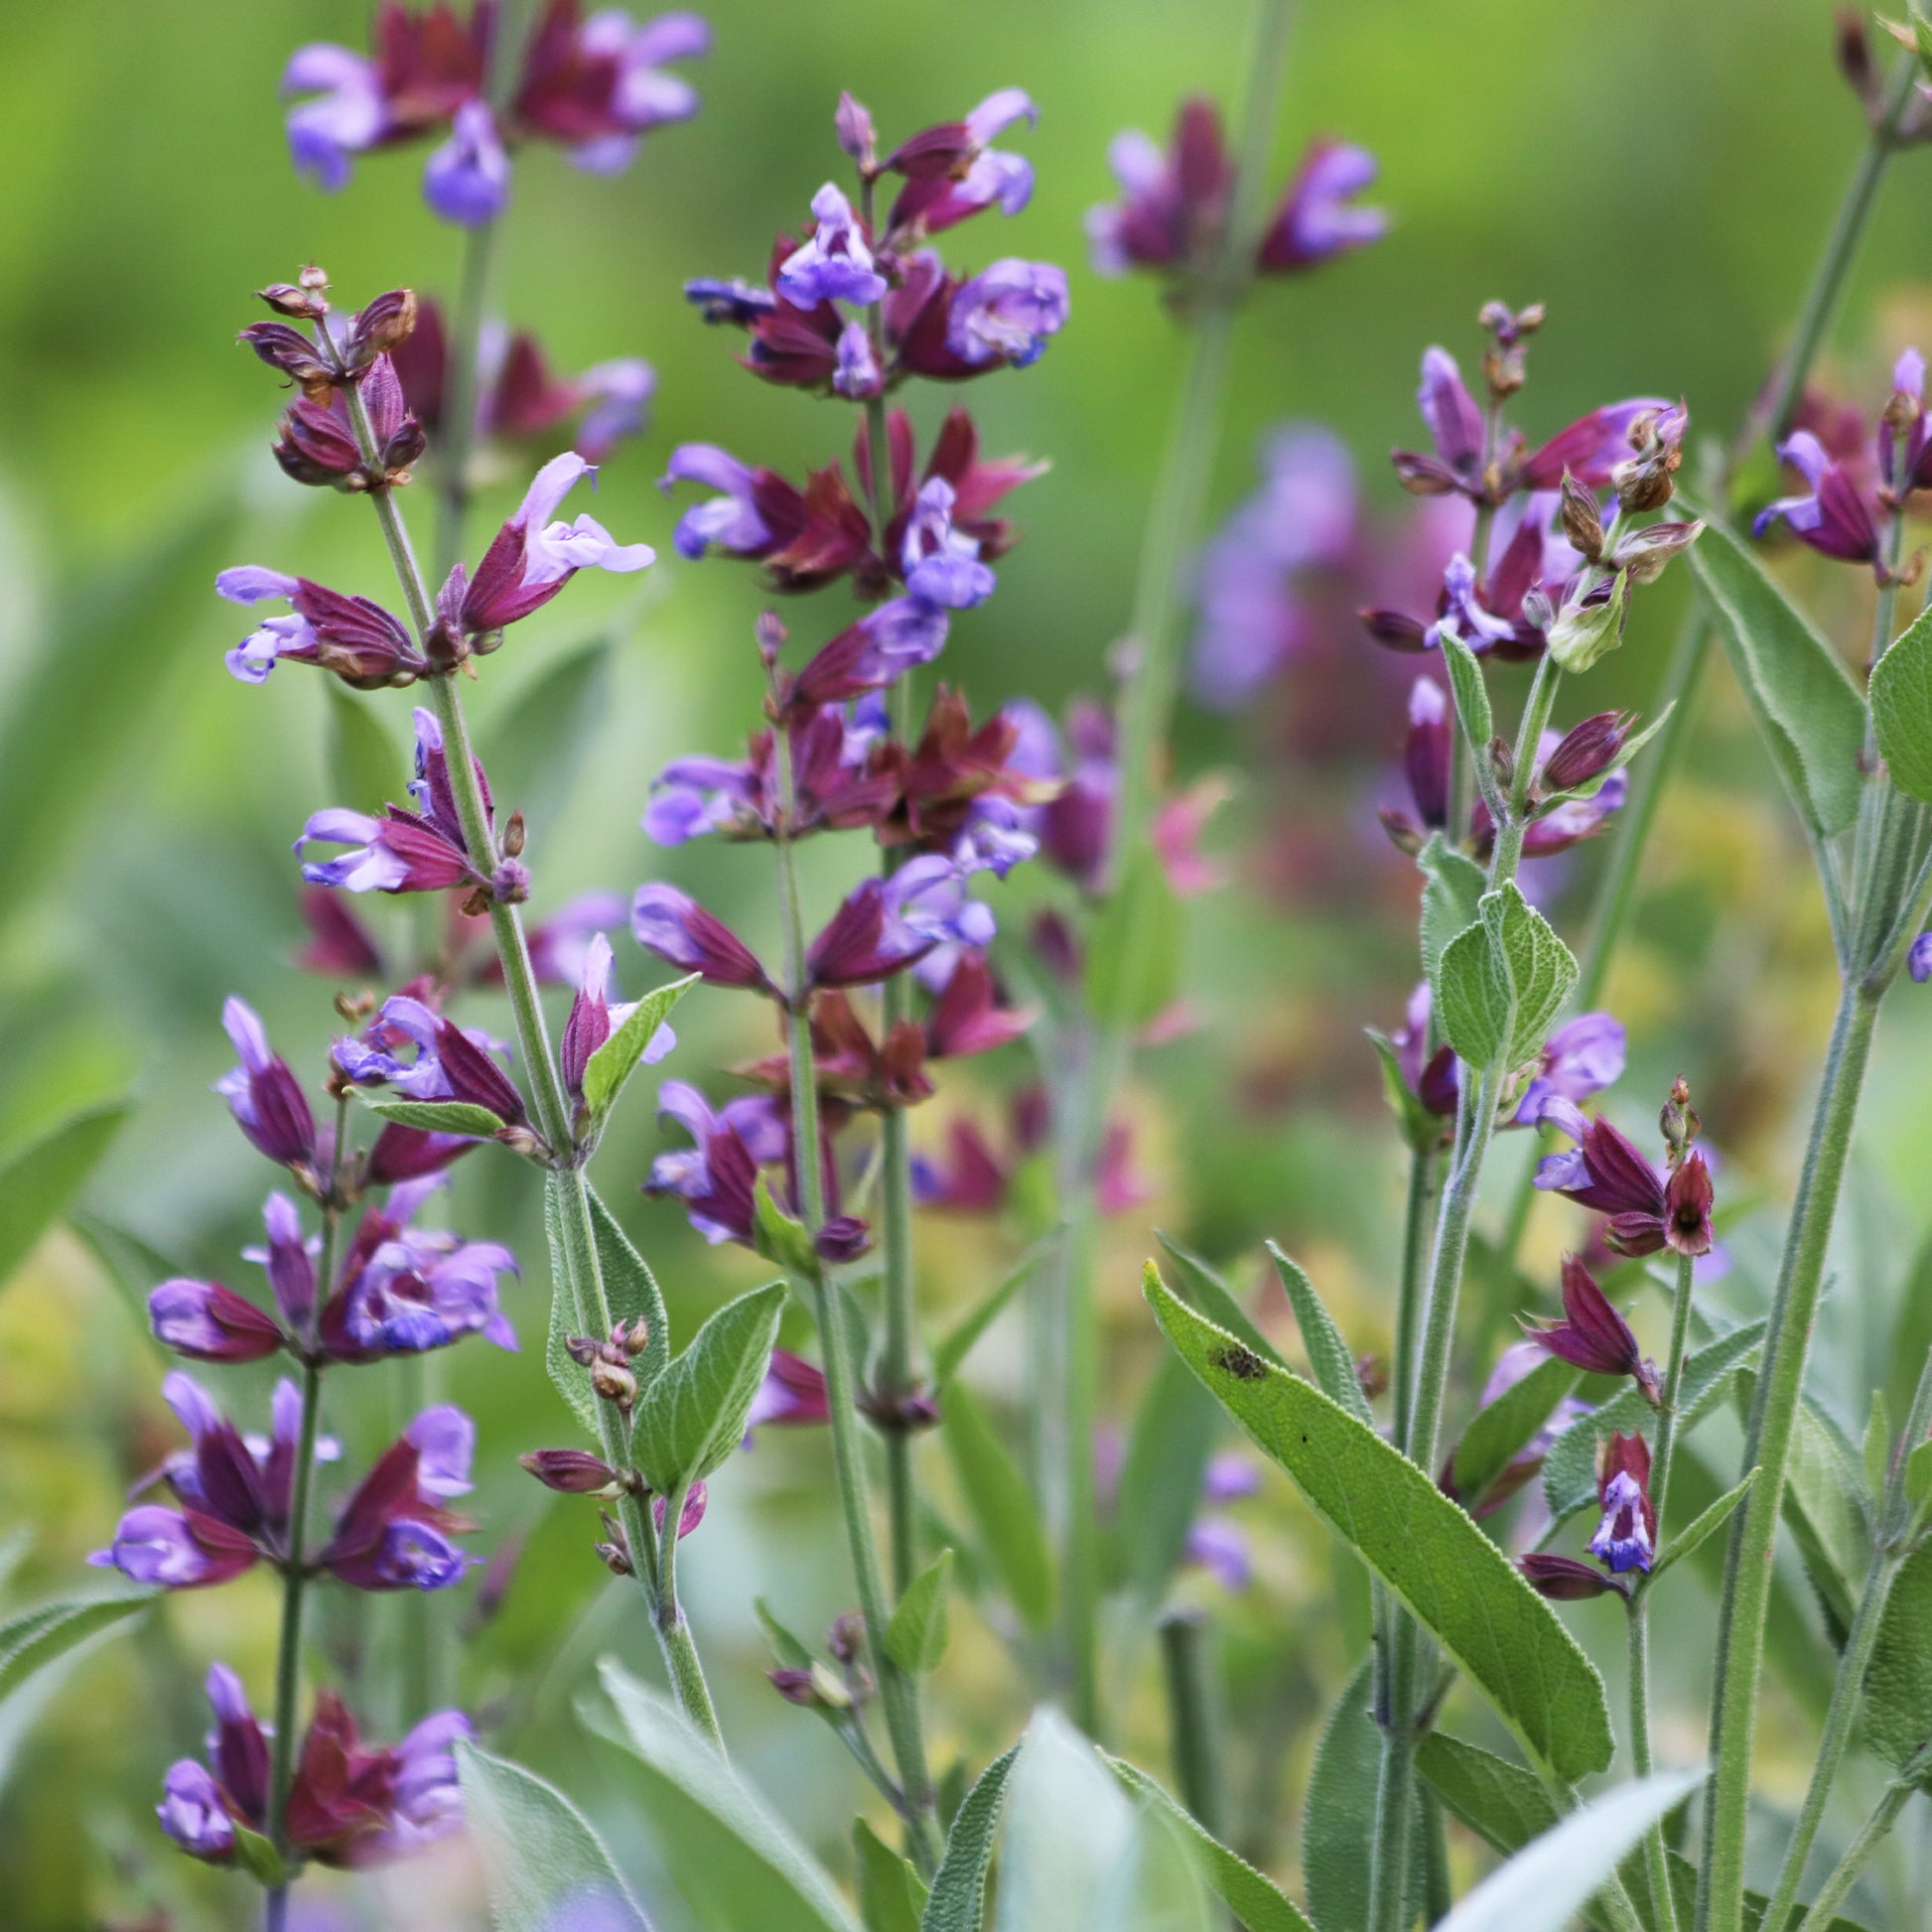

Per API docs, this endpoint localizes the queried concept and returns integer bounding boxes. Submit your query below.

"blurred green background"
[5,0,1932,1923]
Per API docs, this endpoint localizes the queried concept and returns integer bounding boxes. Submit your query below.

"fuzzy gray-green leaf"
[582,974,698,1120]
[921,1743,1019,1932]
[1267,1242,1373,1426]
[884,1549,953,1675]
[630,1282,784,1493]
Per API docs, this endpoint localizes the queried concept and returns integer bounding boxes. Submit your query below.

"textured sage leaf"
[325,681,402,816]
[456,1737,648,1932]
[1146,1267,1613,1780]
[1110,1347,1218,1602]
[1156,1233,1289,1371]
[1433,1769,1702,1932]
[1451,1355,1580,1506]
[582,973,698,1120]
[0,1590,151,1794]
[630,1282,784,1494]
[932,1236,1054,1388]
[588,1186,671,1386]
[1782,1398,1870,1638]
[482,636,614,855]
[594,1661,860,1930]
[1418,832,1487,988]
[942,1384,1054,1633]
[229,1823,290,1888]
[1436,884,1578,1073]
[921,1743,1019,1932]
[1366,1027,1441,1155]
[0,1099,129,1291]
[1863,1391,1891,1499]
[364,1096,505,1138]
[1680,498,1865,838]
[1269,1241,1375,1426]
[994,1710,1133,1932]
[1108,1755,1314,1932]
[884,1549,954,1675]
[1864,1539,1932,1788]
[854,1818,928,1932]
[1303,1661,1421,1932]
[1870,599,1932,804]
[1647,1468,1756,1587]
[1084,844,1183,1030]
[544,1178,599,1432]
[1438,632,1497,803]
[1542,1318,1765,1523]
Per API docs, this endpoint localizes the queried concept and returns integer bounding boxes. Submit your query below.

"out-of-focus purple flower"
[944,259,1069,369]
[1393,347,1486,498]
[315,1407,477,1591]
[807,857,996,991]
[645,1081,787,1247]
[1085,99,1229,276]
[832,321,883,399]
[1523,1254,1658,1401]
[1256,140,1386,270]
[525,892,629,985]
[157,1757,237,1862]
[1005,698,1116,891]
[660,443,771,559]
[281,46,388,193]
[631,884,773,993]
[335,992,527,1125]
[216,567,425,688]
[900,478,996,608]
[881,89,1038,236]
[1378,677,1452,853]
[215,997,320,1173]
[1752,428,1882,565]
[424,100,509,225]
[787,599,954,709]
[1425,551,1520,653]
[92,1503,260,1589]
[149,1278,287,1364]
[777,184,888,308]
[653,1482,708,1539]
[1522,400,1673,493]
[1587,1432,1655,1575]
[255,1190,321,1329]
[1182,1452,1261,1588]
[745,1348,830,1433]
[298,887,386,980]
[514,3,709,174]
[1910,931,1932,982]
[1513,1013,1625,1127]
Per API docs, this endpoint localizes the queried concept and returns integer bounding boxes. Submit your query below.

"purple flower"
[885,88,1038,235]
[251,1190,321,1329]
[424,100,510,226]
[1535,1116,1715,1259]
[1520,1553,1628,1601]
[149,1279,286,1364]
[1513,1013,1625,1126]
[945,259,1069,369]
[660,444,774,559]
[214,998,320,1172]
[1425,551,1520,653]
[315,1408,477,1591]
[1587,1433,1656,1576]
[335,993,527,1125]
[157,1758,236,1862]
[1257,140,1386,270]
[653,1483,709,1539]
[777,184,888,308]
[561,930,676,1097]
[631,884,773,992]
[645,1081,787,1247]
[516,6,710,175]
[92,1503,259,1589]
[807,857,996,991]
[322,1190,519,1360]
[745,1348,831,1432]
[525,892,630,985]
[833,321,884,400]
[1523,1254,1658,1401]
[1752,429,1882,565]
[901,479,996,608]
[1182,1517,1251,1589]
[215,567,424,687]
[281,43,386,192]
[1006,697,1117,892]
[1910,932,1932,982]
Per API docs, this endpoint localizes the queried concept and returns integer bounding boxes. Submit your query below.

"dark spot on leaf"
[1212,1345,1267,1382]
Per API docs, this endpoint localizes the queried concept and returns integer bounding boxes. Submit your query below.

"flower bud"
[590,1359,638,1409]
[815,1215,871,1263]
[259,282,328,320]
[1487,735,1515,797]
[565,1335,602,1367]
[1610,519,1703,588]
[519,1449,622,1494]
[381,416,429,477]
[1392,450,1459,496]
[756,611,788,668]
[619,1317,650,1358]
[1539,711,1630,793]
[299,264,330,295]
[1356,1354,1389,1401]
[1558,474,1605,563]
[1519,1553,1629,1601]
[1545,571,1628,675]
[345,290,418,370]
[835,91,877,165]
[826,1611,866,1664]
[501,812,527,860]
[594,1537,634,1578]
[767,1667,819,1706]
[1837,8,1879,112]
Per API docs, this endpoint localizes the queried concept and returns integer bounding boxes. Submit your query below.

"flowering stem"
[1791,1780,1912,1932]
[331,348,724,1748]
[435,218,500,584]
[771,731,940,1875]
[262,1089,348,1926]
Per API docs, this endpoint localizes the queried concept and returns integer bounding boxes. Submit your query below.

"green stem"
[1041,0,1298,1736]
[1625,1609,1677,1932]
[1791,1782,1912,1932]
[771,736,940,1876]
[332,337,722,1745]
[434,218,499,585]
[1158,1608,1227,1839]
[1697,979,1881,1932]
[262,1092,349,1925]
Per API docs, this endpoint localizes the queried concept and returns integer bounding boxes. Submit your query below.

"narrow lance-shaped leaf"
[932,1234,1056,1387]
[456,1737,648,1932]
[1268,1241,1374,1426]
[1452,1354,1581,1505]
[1868,597,1932,805]
[0,1100,131,1291]
[1438,632,1505,817]
[1110,1347,1218,1603]
[855,1817,928,1932]
[630,1282,785,1494]
[921,1743,1020,1932]
[1864,1538,1932,1790]
[1302,1661,1422,1932]
[1647,1468,1757,1587]
[994,1710,1133,1932]
[583,973,698,1120]
[1155,1232,1288,1371]
[884,1549,954,1676]
[362,1097,506,1138]
[1145,1265,1614,1780]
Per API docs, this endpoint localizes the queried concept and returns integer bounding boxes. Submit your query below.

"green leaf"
[1451,1355,1581,1507]
[921,1743,1019,1932]
[1783,1398,1870,1638]
[1679,498,1866,839]
[630,1282,785,1493]
[325,681,402,815]
[1145,1266,1613,1780]
[582,974,698,1121]
[1648,1468,1757,1587]
[456,1737,648,1932]
[1438,632,1499,809]
[0,1100,130,1290]
[1107,1755,1314,1932]
[1110,1347,1219,1602]
[752,1174,820,1279]
[855,1818,928,1932]
[229,1823,290,1889]
[1365,1028,1441,1155]
[1865,1538,1932,1788]
[1303,1661,1420,1932]
[1267,1241,1374,1426]
[1155,1233,1288,1371]
[545,1183,600,1433]
[1085,844,1183,1030]
[363,1096,506,1138]
[594,1661,861,1930]
[754,1596,814,1672]
[932,1236,1054,1388]
[0,1591,151,1795]
[994,1710,1134,1932]
[482,637,614,853]
[1870,599,1932,804]
[942,1384,1054,1633]
[588,1186,672,1388]
[1863,1391,1892,1499]
[884,1550,954,1676]
[1433,1770,1702,1932]
[1436,884,1578,1073]
[1094,1801,1214,1932]
[1418,833,1488,989]
[1542,1318,1765,1523]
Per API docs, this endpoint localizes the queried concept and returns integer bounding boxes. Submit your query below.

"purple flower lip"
[1522,1254,1658,1402]
[1587,1432,1656,1576]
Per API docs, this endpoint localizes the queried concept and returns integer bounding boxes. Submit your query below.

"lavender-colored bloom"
[551,10,711,174]
[777,184,888,308]
[1200,1450,1261,1504]
[92,1505,248,1588]
[1258,140,1386,270]
[157,1758,235,1861]
[660,445,772,559]
[1425,551,1519,652]
[149,1279,285,1363]
[368,1520,471,1589]
[334,994,523,1122]
[1751,429,1881,564]
[684,276,777,326]
[571,358,657,461]
[631,884,771,991]
[216,567,310,682]
[254,1190,319,1328]
[1182,1517,1251,1589]
[945,259,1069,368]
[281,43,384,192]
[1589,1471,1654,1575]
[647,1081,786,1246]
[407,1406,477,1497]
[642,755,755,844]
[368,1710,472,1856]
[335,1224,519,1357]
[295,805,471,895]
[1911,931,1932,983]
[1513,1012,1626,1126]
[844,597,952,685]
[527,892,630,986]
[511,452,656,586]
[901,478,996,608]
[214,997,319,1170]
[1085,127,1174,276]
[833,321,883,399]
[424,101,510,226]
[1417,347,1485,486]
[215,566,424,687]
[560,929,674,1096]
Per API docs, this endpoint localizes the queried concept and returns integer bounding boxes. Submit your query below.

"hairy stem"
[1791,1781,1912,1932]
[772,732,940,1874]
[1158,1608,1227,1839]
